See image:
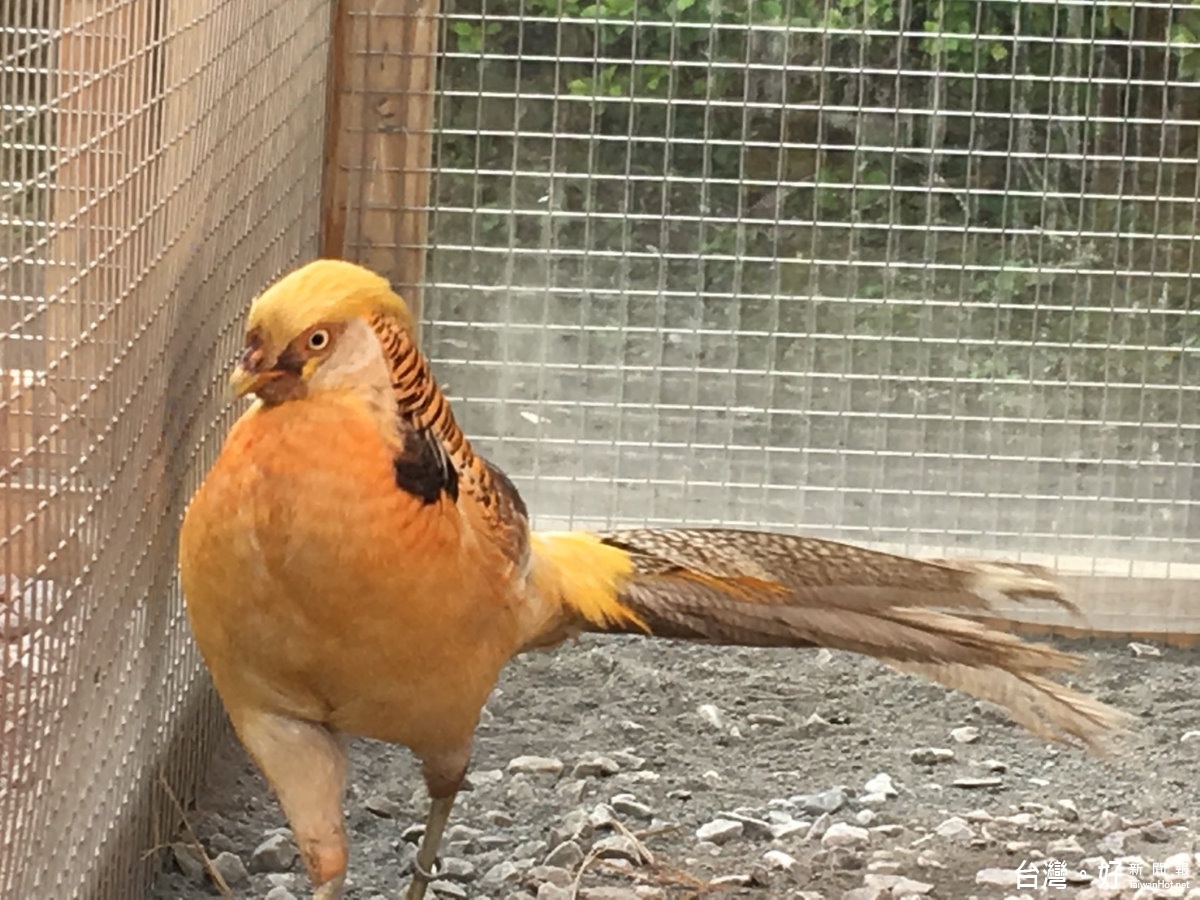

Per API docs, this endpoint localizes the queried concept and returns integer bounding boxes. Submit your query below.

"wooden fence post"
[322,0,441,324]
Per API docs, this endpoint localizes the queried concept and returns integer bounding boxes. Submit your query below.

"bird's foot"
[411,854,441,883]
[313,872,345,900]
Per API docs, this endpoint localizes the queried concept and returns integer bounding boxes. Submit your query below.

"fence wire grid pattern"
[392,1,1200,595]
[0,1,330,896]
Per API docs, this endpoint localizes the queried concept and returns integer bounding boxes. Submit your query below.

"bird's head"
[230,259,414,405]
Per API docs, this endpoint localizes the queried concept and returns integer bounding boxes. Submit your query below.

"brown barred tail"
[590,528,1129,752]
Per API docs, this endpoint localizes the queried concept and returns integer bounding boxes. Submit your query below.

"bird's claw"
[411,854,441,883]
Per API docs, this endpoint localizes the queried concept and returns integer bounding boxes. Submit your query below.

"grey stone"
[543,840,584,869]
[722,812,773,840]
[573,755,621,778]
[438,857,477,881]
[1048,836,1086,857]
[910,747,955,765]
[549,809,592,845]
[210,851,249,887]
[763,849,797,871]
[842,887,889,900]
[975,868,1019,887]
[821,822,869,849]
[1141,820,1172,842]
[610,794,653,820]
[710,874,753,887]
[696,703,725,729]
[795,787,848,814]
[207,833,238,855]
[1057,799,1080,822]
[863,773,897,797]
[525,865,572,887]
[588,803,618,830]
[469,768,505,787]
[579,888,642,900]
[747,713,787,726]
[934,816,974,843]
[171,843,205,883]
[695,818,743,845]
[364,794,402,818]
[482,860,522,887]
[249,832,298,874]
[950,726,980,743]
[807,812,832,840]
[507,755,565,777]
[264,888,298,900]
[428,880,468,899]
[593,834,649,865]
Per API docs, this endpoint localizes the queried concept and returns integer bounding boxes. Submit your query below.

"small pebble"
[1057,799,1080,822]
[428,880,468,899]
[507,756,564,777]
[695,818,743,845]
[364,795,402,818]
[976,868,1019,888]
[763,849,797,871]
[171,843,205,883]
[747,713,786,726]
[250,833,298,874]
[863,773,897,797]
[610,794,653,820]
[950,726,980,743]
[592,834,649,865]
[573,755,621,778]
[910,747,955,765]
[934,816,974,843]
[481,860,522,887]
[794,787,847,814]
[210,851,249,887]
[543,840,584,869]
[696,703,725,729]
[820,822,869,849]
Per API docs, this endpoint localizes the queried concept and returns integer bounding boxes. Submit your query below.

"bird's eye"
[307,329,330,350]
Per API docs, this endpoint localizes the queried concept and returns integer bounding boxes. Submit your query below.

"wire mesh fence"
[0,0,330,895]
[3,0,1200,896]
[384,0,1200,634]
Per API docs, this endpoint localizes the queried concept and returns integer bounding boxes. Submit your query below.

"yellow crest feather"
[247,259,414,347]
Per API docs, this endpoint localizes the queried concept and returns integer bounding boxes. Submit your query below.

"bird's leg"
[233,712,349,900]
[405,757,468,900]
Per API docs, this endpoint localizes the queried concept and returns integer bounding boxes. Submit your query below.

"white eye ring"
[308,329,330,350]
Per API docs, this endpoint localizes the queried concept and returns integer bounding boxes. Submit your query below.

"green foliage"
[438,0,1200,388]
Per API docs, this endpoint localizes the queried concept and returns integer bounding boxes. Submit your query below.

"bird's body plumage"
[181,393,518,760]
[179,259,1128,900]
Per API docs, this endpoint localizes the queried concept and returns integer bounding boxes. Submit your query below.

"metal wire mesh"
[0,0,330,895]
[369,0,1200,634]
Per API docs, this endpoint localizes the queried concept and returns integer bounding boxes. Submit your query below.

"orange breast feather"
[179,394,521,756]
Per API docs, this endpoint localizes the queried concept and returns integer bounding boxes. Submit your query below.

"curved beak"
[228,339,277,400]
[228,364,278,399]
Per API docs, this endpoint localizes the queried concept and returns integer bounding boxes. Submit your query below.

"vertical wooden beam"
[320,0,349,259]
[321,0,440,322]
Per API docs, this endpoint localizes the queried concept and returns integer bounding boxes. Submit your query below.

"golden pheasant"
[178,259,1127,900]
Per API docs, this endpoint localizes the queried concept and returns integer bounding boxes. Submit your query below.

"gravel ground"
[149,637,1199,900]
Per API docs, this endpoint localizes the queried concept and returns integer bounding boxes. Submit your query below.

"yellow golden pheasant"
[179,259,1126,900]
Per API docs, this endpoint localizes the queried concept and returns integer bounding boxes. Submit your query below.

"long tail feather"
[533,528,1130,752]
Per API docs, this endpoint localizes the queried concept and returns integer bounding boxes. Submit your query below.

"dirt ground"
[148,636,1198,900]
